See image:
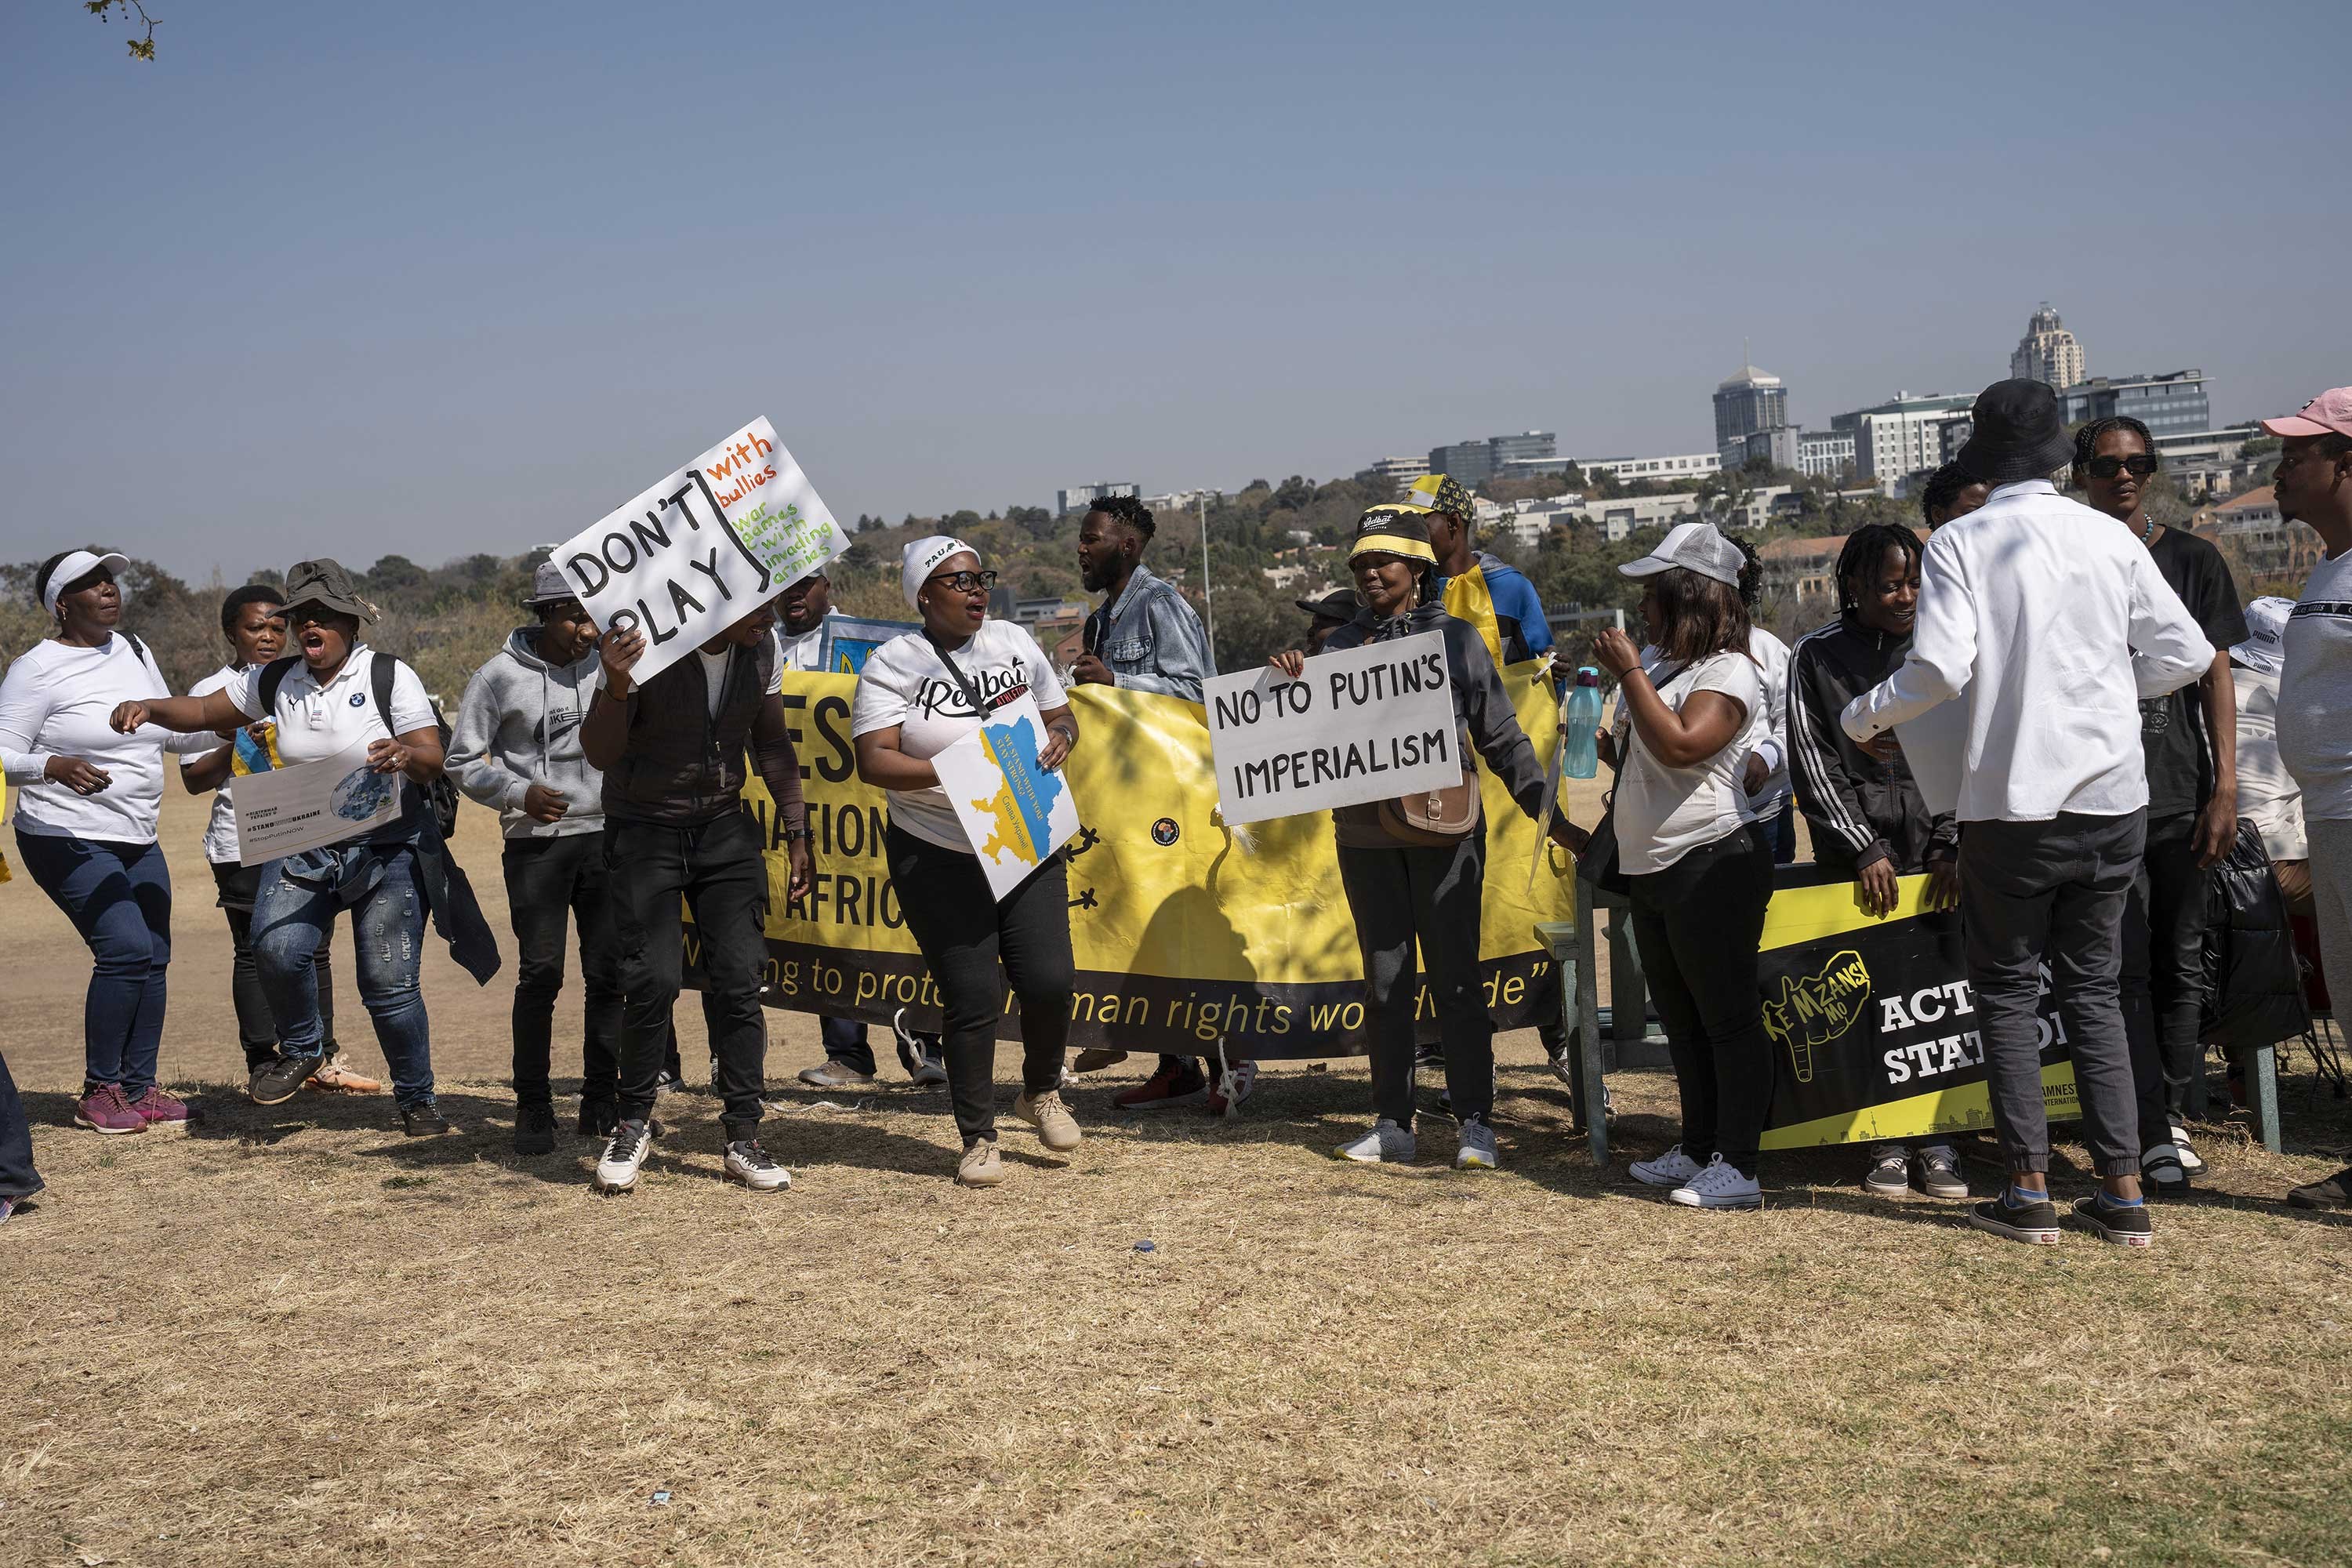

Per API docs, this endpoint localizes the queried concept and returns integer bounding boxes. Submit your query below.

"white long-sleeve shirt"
[1840,479,2214,822]
[1743,625,1791,824]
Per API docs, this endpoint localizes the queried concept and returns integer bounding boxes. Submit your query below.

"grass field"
[5,792,2352,1566]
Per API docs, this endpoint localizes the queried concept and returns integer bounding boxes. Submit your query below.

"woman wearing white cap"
[851,536,1083,1188]
[1597,521,1777,1211]
[0,550,209,1135]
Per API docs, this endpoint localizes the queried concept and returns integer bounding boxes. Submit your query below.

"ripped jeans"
[252,840,434,1108]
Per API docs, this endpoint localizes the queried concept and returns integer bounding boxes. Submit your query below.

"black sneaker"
[2071,1193,2155,1248]
[400,1099,454,1137]
[2287,1165,2352,1210]
[1863,1153,1911,1197]
[1966,1191,2061,1246]
[514,1102,558,1156]
[2141,1145,2191,1200]
[577,1098,619,1139]
[249,1051,324,1106]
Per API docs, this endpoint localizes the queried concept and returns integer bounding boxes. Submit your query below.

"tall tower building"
[1714,349,1788,466]
[2009,303,2085,390]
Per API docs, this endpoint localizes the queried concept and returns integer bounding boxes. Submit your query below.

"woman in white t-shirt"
[850,536,1083,1189]
[0,550,208,1136]
[176,583,361,1087]
[1593,522,1777,1212]
[112,558,456,1133]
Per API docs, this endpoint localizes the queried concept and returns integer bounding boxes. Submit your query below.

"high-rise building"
[2009,303,2086,390]
[1795,429,1856,478]
[1831,392,1977,483]
[1054,481,1140,517]
[1713,359,1788,451]
[1489,430,1557,469]
[1425,431,1557,488]
[2057,369,2211,441]
[1428,440,1497,487]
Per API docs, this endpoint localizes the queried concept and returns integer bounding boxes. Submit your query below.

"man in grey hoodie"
[448,562,622,1154]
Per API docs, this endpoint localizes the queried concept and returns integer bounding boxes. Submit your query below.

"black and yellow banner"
[734,670,1579,1058]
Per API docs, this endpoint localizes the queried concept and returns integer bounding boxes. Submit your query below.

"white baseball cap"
[40,549,131,616]
[1617,521,1744,587]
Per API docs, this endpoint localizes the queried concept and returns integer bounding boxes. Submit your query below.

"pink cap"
[2261,386,2352,440]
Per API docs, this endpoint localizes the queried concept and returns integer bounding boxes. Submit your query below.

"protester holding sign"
[1787,522,1966,1200]
[178,585,372,1094]
[1842,380,2214,1247]
[448,562,623,1153]
[1592,523,1776,1210]
[1267,507,1576,1173]
[2074,417,2249,1193]
[851,537,1083,1189]
[580,598,814,1195]
[115,560,498,1134]
[0,550,208,1134]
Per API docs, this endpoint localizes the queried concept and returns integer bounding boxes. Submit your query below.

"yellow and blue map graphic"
[971,714,1062,868]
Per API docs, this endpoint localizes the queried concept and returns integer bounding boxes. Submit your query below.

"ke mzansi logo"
[1761,949,1870,1083]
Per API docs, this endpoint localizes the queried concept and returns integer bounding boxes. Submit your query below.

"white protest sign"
[1204,630,1460,826]
[232,739,401,865]
[931,692,1083,900]
[554,416,851,684]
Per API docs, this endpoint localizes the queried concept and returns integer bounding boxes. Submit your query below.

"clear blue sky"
[2,1,2342,580]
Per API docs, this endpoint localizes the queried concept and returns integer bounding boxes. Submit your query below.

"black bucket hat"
[1955,378,2076,486]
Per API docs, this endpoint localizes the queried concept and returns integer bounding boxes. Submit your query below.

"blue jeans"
[14,831,171,1095]
[253,840,435,1108]
[0,1047,41,1201]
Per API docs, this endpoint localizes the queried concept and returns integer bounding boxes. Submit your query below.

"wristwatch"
[782,824,811,842]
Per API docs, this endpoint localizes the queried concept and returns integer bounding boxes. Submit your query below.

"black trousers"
[1958,811,2145,1178]
[502,832,623,1105]
[1628,826,1776,1177]
[1336,833,1493,1128]
[2122,809,2214,1131]
[607,811,771,1134]
[213,859,336,1072]
[887,823,1073,1144]
[0,1047,39,1203]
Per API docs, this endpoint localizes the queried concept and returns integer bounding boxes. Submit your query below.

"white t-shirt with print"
[1611,648,1764,876]
[2280,546,2352,824]
[227,646,437,830]
[849,619,1067,853]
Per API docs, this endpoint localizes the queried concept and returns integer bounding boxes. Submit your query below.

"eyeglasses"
[925,569,998,594]
[2085,454,2158,479]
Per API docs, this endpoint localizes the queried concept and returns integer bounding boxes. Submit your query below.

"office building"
[1724,426,1801,472]
[1361,456,1428,495]
[1832,393,1976,483]
[1490,430,1557,469]
[1428,440,1497,487]
[1055,481,1140,517]
[1577,492,1702,543]
[1426,431,1558,489]
[1713,360,1788,450]
[1795,429,1855,477]
[2010,303,2086,390]
[2057,368,2211,441]
[1578,450,1722,484]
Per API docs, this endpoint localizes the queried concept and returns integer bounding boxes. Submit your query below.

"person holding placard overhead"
[109,559,499,1135]
[851,536,1084,1189]
[1266,506,1581,1173]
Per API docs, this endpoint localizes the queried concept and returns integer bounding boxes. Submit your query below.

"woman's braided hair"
[1835,523,1922,612]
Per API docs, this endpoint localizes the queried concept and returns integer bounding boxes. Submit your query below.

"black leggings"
[1336,833,1491,1127]
[886,824,1073,1144]
[214,859,336,1072]
[1628,826,1776,1177]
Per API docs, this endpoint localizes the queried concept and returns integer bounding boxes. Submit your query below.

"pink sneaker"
[129,1085,191,1128]
[74,1083,147,1136]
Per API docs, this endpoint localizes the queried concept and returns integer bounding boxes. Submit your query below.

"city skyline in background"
[2,1,2344,579]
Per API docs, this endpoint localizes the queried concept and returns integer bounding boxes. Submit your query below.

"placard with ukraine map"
[931,692,1081,900]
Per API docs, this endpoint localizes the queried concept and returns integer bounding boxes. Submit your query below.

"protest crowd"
[5,376,2352,1249]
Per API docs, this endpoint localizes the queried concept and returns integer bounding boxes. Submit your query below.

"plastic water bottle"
[1563,667,1603,779]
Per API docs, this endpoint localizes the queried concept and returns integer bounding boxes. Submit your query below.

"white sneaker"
[594,1120,652,1193]
[1334,1117,1416,1164]
[1668,1154,1763,1210]
[1629,1145,1700,1188]
[2169,1125,2207,1175]
[724,1138,793,1192]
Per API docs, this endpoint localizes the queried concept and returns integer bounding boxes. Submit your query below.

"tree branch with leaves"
[85,0,158,61]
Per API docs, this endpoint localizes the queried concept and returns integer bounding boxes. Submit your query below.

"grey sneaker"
[797,1059,877,1091]
[1629,1145,1700,1188]
[724,1138,792,1192]
[1455,1120,1500,1171]
[1863,1152,1911,1196]
[248,1051,324,1106]
[1915,1149,1970,1200]
[1334,1117,1416,1164]
[399,1098,453,1137]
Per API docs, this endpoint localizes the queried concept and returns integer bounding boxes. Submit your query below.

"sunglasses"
[924,569,998,595]
[2085,454,2158,479]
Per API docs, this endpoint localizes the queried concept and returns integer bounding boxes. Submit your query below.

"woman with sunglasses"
[1268,507,1581,1172]
[851,537,1083,1188]
[2073,416,2247,1193]
[0,550,210,1134]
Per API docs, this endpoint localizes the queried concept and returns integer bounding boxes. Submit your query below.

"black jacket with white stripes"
[1786,611,1958,879]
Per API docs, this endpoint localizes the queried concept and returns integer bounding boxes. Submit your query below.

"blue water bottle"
[1563,667,1603,779]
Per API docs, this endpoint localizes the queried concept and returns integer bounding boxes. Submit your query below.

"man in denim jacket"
[1066,495,1245,1111]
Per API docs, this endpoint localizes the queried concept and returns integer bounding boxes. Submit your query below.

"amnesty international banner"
[1758,874,2078,1149]
[733,669,1579,1057]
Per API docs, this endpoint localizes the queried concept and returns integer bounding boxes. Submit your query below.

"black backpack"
[259,652,463,840]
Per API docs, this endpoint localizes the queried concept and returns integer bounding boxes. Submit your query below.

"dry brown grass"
[5,793,2352,1567]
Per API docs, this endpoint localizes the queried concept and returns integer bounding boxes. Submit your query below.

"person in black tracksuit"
[1786,523,1969,1200]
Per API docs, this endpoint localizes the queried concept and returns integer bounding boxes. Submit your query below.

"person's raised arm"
[110,686,252,739]
[579,626,644,773]
[1842,532,1974,741]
